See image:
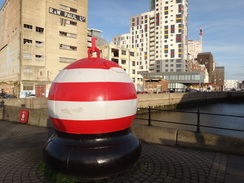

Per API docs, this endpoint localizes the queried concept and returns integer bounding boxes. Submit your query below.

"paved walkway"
[0,120,244,183]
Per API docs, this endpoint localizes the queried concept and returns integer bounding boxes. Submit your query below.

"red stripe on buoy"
[48,82,136,101]
[64,58,122,70]
[50,115,136,134]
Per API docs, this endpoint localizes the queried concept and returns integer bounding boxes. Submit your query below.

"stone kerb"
[177,130,244,155]
[131,124,178,146]
[131,124,244,156]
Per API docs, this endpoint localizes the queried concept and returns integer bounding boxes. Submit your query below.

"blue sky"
[1,0,244,81]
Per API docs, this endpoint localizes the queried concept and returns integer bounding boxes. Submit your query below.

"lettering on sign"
[49,7,86,22]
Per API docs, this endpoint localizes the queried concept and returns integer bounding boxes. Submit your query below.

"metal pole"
[148,106,152,126]
[197,110,200,133]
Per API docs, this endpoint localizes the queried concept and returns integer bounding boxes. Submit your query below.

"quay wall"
[1,92,244,109]
[137,91,244,109]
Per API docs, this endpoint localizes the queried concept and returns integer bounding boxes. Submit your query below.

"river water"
[135,101,244,138]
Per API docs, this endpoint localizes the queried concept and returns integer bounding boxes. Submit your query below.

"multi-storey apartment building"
[98,43,138,88]
[113,33,131,49]
[0,0,88,98]
[113,0,188,73]
[113,0,189,91]
[132,0,188,73]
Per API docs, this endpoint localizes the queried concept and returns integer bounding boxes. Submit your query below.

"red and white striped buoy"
[48,40,137,134]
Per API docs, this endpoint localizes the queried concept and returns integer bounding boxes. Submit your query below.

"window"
[144,24,148,32]
[36,55,44,61]
[23,85,33,90]
[156,13,160,26]
[164,10,168,15]
[130,52,135,56]
[23,68,33,74]
[59,44,77,51]
[176,14,182,23]
[132,18,135,26]
[59,31,77,38]
[171,25,175,33]
[176,34,182,43]
[24,24,32,29]
[60,4,77,13]
[23,39,32,44]
[121,60,126,64]
[36,41,44,47]
[178,4,182,13]
[23,53,32,60]
[59,57,77,63]
[36,27,44,33]
[132,61,136,66]
[60,4,69,10]
[70,21,77,26]
[170,49,175,58]
[122,50,126,55]
[70,46,77,50]
[60,31,67,36]
[70,8,77,13]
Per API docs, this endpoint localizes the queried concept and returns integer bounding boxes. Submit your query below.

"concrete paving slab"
[0,120,243,182]
[225,155,244,183]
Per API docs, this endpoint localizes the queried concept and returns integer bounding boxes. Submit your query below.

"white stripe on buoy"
[53,68,133,83]
[48,99,138,121]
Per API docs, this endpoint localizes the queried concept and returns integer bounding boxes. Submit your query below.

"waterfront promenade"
[1,120,244,183]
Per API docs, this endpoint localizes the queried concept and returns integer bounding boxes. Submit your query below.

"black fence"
[135,106,244,134]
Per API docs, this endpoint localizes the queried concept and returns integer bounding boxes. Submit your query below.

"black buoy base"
[43,128,141,178]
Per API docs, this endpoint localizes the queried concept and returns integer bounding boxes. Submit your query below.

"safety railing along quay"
[135,106,244,134]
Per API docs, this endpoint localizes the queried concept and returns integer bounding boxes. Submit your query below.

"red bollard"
[43,38,141,178]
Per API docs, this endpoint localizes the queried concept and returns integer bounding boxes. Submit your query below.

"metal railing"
[135,106,244,134]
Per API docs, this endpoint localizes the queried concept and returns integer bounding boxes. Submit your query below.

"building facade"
[188,28,203,61]
[98,43,138,88]
[133,0,188,73]
[113,33,131,49]
[87,28,106,47]
[188,39,202,60]
[112,0,189,91]
[197,52,215,83]
[224,80,239,90]
[0,0,88,98]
